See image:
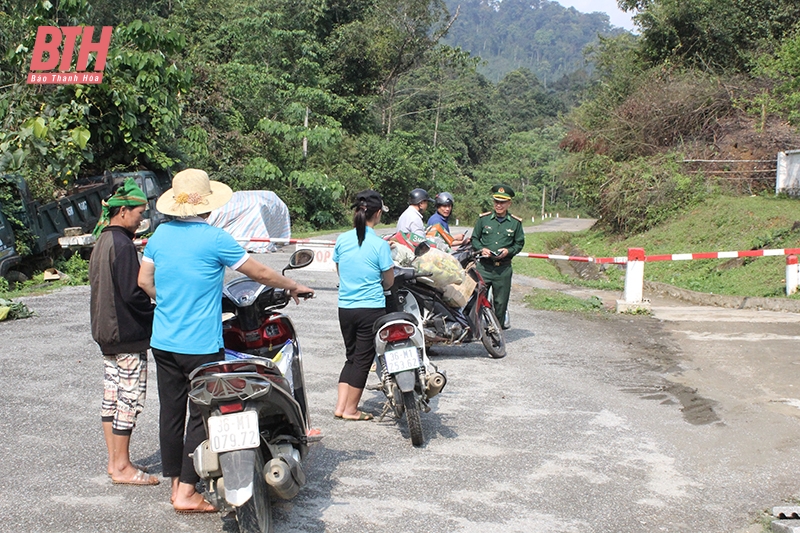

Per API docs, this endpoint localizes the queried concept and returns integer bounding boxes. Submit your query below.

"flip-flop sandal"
[333,414,343,419]
[111,468,159,486]
[174,501,218,514]
[108,463,148,477]
[342,411,373,421]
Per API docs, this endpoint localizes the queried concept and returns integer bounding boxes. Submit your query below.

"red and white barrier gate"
[521,247,800,311]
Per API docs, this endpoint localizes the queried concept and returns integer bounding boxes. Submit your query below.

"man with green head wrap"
[92,178,149,237]
[89,178,159,485]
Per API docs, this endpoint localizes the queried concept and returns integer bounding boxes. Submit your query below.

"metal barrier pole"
[787,255,799,295]
[617,248,650,313]
[623,248,645,303]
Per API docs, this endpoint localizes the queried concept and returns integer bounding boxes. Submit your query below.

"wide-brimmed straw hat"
[156,169,233,217]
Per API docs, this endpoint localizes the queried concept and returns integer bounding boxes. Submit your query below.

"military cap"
[491,184,515,201]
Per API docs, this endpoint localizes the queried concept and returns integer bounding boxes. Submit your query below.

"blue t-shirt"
[333,227,394,309]
[142,219,247,354]
[427,211,450,233]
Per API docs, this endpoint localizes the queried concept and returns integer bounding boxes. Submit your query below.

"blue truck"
[0,170,170,280]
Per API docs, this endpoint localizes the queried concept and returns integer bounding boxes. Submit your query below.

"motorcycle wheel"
[402,391,424,447]
[235,451,273,533]
[480,307,507,359]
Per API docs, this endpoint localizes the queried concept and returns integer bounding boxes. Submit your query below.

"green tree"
[491,68,565,134]
[624,0,800,71]
[0,1,188,199]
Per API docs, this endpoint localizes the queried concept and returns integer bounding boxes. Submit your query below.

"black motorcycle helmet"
[408,188,430,205]
[435,192,454,207]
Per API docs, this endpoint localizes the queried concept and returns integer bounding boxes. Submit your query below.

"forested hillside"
[558,0,800,235]
[0,0,575,231]
[2,0,800,239]
[442,0,623,83]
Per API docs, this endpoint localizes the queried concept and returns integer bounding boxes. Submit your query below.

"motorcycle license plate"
[384,347,420,373]
[208,411,260,453]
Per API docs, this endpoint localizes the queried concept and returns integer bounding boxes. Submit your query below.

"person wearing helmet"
[396,188,430,238]
[427,192,467,248]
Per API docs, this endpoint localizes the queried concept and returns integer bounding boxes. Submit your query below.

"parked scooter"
[188,249,315,533]
[372,310,447,446]
[391,243,507,358]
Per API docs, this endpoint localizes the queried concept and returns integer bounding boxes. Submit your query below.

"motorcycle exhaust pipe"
[264,458,301,499]
[424,371,447,398]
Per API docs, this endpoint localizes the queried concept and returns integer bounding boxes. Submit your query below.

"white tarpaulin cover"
[207,191,291,253]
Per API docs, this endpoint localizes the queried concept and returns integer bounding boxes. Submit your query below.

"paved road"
[523,217,597,233]
[2,248,799,532]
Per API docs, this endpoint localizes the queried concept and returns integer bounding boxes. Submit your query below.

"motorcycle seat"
[373,311,419,333]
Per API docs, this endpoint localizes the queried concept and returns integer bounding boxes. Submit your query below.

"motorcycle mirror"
[414,241,431,257]
[287,249,315,270]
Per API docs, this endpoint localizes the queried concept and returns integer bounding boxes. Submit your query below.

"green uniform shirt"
[471,211,525,259]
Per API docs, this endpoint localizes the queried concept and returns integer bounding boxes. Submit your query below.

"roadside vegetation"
[516,193,800,299]
[0,252,90,299]
[523,289,606,314]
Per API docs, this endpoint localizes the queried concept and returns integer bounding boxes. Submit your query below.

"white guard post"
[298,244,338,272]
[787,255,799,295]
[616,248,651,313]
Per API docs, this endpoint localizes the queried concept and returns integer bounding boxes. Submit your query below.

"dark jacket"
[89,226,154,354]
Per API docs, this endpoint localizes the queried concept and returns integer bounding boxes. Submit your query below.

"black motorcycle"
[389,244,507,358]
[187,249,315,533]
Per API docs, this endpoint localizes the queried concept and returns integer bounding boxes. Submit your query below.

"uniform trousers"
[476,261,513,324]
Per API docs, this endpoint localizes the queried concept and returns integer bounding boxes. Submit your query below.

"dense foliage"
[557,0,800,234]
[3,0,800,238]
[1,0,589,231]
[443,0,623,83]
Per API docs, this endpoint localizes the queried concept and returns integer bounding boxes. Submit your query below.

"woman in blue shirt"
[332,190,394,421]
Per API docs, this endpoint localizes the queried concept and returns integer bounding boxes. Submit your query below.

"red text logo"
[27,26,112,85]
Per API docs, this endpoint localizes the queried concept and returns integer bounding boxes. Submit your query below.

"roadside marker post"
[787,256,799,295]
[617,248,651,313]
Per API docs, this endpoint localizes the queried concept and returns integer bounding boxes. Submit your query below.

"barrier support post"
[787,256,799,295]
[616,248,651,313]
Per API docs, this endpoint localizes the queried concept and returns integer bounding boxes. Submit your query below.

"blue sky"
[554,0,636,31]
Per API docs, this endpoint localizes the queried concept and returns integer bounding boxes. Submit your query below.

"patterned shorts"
[102,352,147,433]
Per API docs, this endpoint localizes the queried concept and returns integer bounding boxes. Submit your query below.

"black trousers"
[152,348,223,484]
[338,307,386,389]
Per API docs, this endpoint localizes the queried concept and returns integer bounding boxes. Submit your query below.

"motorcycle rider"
[396,188,430,238]
[138,168,314,513]
[426,192,467,248]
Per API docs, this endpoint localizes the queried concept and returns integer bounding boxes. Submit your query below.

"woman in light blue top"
[332,190,394,421]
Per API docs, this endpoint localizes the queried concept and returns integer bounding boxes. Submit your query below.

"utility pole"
[302,106,309,159]
[541,186,546,219]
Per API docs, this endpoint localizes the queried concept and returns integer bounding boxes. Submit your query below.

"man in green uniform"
[471,184,525,329]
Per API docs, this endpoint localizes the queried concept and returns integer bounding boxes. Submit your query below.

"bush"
[56,253,90,286]
[563,153,708,235]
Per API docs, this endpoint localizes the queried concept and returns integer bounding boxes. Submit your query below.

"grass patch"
[0,253,90,299]
[523,289,606,313]
[517,194,800,298]
[514,231,625,291]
